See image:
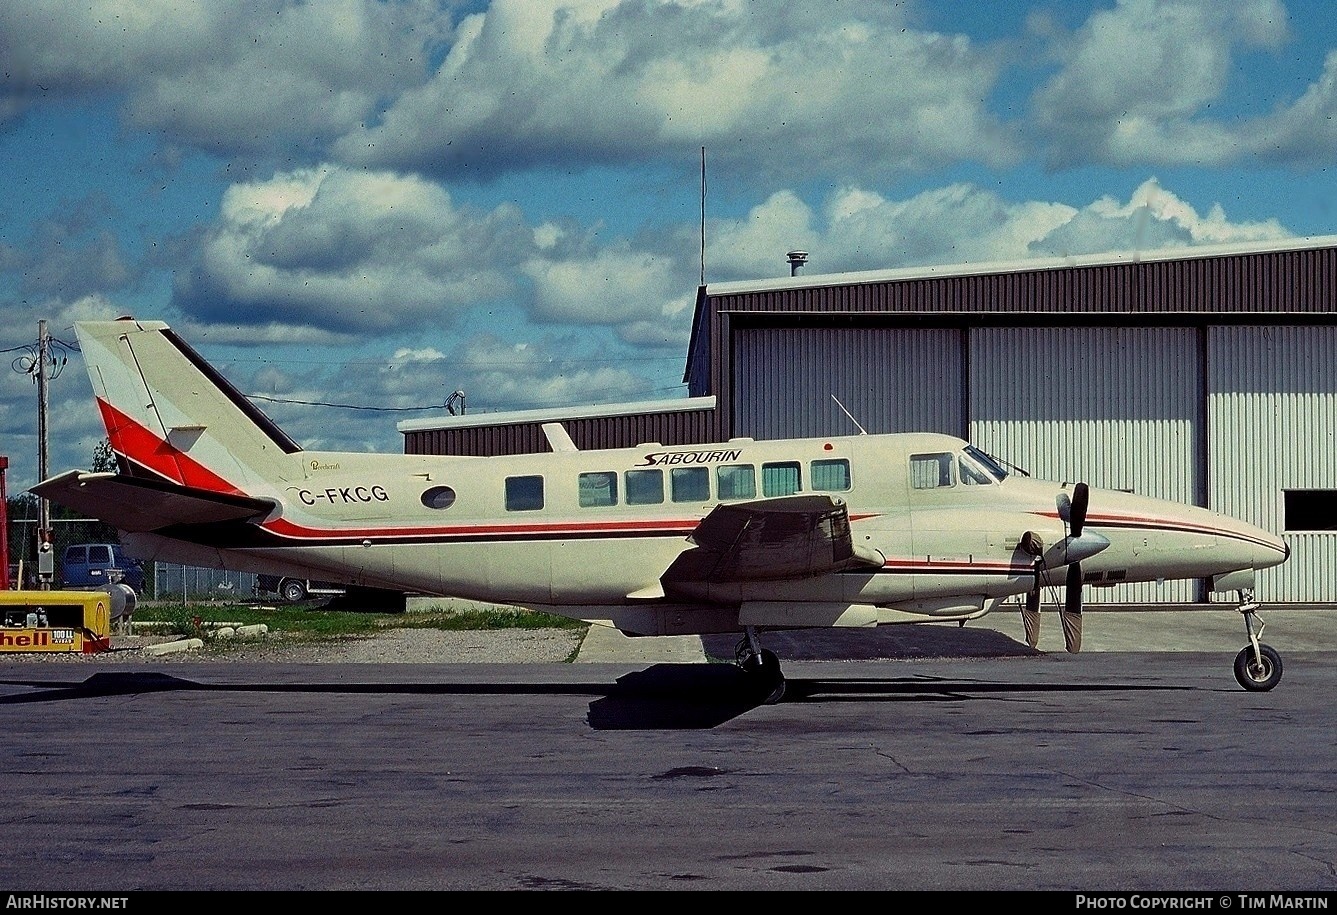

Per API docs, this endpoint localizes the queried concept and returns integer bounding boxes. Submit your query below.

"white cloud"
[1031,0,1290,166]
[335,0,1018,182]
[0,0,442,148]
[707,178,1292,276]
[175,164,701,346]
[444,332,658,411]
[522,243,696,345]
[1244,50,1337,165]
[174,166,531,335]
[705,190,819,279]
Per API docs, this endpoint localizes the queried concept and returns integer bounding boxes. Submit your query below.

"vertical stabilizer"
[75,320,301,493]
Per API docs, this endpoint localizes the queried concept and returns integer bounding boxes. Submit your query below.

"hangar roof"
[702,233,1337,297]
[684,233,1337,397]
[397,395,715,434]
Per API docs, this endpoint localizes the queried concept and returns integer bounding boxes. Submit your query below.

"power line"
[248,379,689,412]
[246,394,445,412]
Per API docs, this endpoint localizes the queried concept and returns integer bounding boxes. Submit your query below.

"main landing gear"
[735,627,786,705]
[1232,590,1283,692]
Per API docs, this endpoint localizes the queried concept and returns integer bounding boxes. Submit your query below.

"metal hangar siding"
[402,235,1337,604]
[399,396,719,457]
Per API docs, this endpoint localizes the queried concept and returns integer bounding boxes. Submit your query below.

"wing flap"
[662,494,882,586]
[31,470,274,533]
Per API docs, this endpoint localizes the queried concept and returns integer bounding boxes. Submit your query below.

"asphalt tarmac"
[3,603,1335,894]
[576,603,1337,663]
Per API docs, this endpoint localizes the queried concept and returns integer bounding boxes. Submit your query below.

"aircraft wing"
[31,470,275,533]
[661,493,883,585]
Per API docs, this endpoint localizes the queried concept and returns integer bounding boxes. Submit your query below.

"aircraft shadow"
[699,624,1041,662]
[0,661,1190,731]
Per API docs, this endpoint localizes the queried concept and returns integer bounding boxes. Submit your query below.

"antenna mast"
[700,146,706,285]
[830,394,868,435]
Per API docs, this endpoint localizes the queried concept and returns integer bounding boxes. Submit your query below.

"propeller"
[1059,482,1090,653]
[1020,483,1105,652]
[1019,530,1044,648]
[1022,585,1041,649]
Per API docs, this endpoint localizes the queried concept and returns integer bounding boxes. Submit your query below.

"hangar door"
[731,327,963,440]
[1209,326,1337,603]
[969,327,1202,605]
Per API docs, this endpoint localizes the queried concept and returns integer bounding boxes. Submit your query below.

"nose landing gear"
[1232,590,1283,691]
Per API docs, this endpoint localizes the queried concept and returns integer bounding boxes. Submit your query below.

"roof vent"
[787,250,808,276]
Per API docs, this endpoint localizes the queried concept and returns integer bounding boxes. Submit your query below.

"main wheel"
[742,648,786,704]
[280,578,308,603]
[1233,643,1283,692]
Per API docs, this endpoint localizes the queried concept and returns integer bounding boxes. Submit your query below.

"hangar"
[400,235,1337,605]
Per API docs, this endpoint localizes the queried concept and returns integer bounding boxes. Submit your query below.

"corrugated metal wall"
[969,327,1202,603]
[403,407,719,456]
[702,245,1337,321]
[731,327,963,439]
[1208,326,1337,602]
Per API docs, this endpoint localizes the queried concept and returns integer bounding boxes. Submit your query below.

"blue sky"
[3,0,1337,492]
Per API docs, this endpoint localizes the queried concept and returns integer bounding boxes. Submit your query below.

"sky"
[3,0,1337,494]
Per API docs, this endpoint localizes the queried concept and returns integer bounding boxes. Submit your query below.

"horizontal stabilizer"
[31,470,274,533]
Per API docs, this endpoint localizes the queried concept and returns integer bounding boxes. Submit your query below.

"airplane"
[33,318,1291,702]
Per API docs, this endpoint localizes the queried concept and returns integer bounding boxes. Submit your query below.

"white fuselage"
[123,431,1289,631]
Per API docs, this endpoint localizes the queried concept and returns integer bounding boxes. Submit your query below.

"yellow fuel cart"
[0,590,112,654]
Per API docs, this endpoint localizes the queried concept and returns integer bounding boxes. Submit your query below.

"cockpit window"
[963,445,1008,482]
[910,453,955,489]
[959,456,992,485]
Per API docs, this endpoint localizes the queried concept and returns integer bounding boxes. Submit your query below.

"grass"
[132,598,590,641]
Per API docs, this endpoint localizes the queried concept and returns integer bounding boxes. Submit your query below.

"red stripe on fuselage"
[261,515,701,541]
[1029,509,1278,550]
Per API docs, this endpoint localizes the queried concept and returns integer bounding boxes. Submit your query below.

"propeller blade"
[1070,482,1089,538]
[1022,587,1041,649]
[1062,562,1083,653]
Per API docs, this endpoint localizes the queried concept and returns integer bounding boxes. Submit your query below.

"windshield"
[962,445,1009,482]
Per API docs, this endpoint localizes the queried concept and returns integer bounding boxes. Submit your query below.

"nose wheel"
[1232,590,1283,692]
[1233,643,1282,692]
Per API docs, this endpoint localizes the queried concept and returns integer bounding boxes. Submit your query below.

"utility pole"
[0,455,9,590]
[35,320,52,589]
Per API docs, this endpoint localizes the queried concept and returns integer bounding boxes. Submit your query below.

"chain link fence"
[151,564,259,603]
[7,516,257,600]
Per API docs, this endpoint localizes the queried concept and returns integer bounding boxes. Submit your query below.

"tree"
[91,438,116,473]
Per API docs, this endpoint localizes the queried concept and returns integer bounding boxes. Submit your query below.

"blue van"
[61,543,146,595]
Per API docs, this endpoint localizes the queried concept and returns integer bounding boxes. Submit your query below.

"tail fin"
[75,319,301,494]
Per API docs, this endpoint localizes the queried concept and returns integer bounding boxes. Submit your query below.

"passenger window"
[810,459,851,492]
[421,486,457,509]
[505,475,545,511]
[578,471,618,507]
[762,461,801,497]
[670,467,710,503]
[624,469,664,505]
[716,464,756,500]
[910,453,954,489]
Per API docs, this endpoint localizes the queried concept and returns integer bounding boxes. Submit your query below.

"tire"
[742,648,786,704]
[280,579,308,603]
[1233,643,1283,692]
